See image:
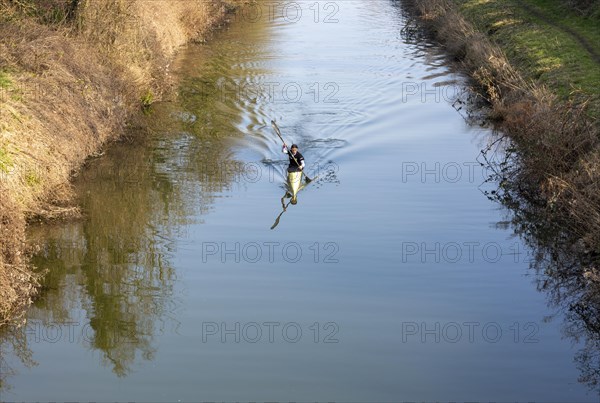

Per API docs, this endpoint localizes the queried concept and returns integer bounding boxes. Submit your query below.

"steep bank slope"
[403,4,599,387]
[405,0,599,255]
[0,0,238,325]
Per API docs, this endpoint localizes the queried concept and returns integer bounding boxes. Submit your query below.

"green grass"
[0,71,12,89]
[25,170,40,187]
[140,89,154,109]
[0,147,14,173]
[456,0,600,115]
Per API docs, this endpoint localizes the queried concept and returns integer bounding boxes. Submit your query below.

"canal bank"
[1,1,597,399]
[405,0,600,304]
[404,0,600,262]
[0,0,240,326]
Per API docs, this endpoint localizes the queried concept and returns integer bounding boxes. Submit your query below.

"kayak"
[287,170,303,198]
[271,170,317,229]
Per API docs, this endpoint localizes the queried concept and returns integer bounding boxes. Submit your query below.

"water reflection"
[270,174,306,230]
[1,6,273,387]
[0,326,35,392]
[481,136,600,392]
[1,0,596,399]
[1,31,253,384]
[398,0,599,392]
[270,192,293,230]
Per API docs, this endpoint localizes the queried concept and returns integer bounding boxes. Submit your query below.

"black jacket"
[283,146,305,171]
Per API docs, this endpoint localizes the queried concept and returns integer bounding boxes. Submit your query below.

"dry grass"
[0,186,41,327]
[405,1,599,390]
[0,0,238,326]
[407,0,600,256]
[75,0,234,99]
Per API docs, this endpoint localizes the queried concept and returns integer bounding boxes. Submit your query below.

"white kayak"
[287,170,303,198]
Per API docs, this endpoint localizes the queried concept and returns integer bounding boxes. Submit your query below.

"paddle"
[271,120,314,183]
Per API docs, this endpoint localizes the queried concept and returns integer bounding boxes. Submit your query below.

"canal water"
[1,1,595,401]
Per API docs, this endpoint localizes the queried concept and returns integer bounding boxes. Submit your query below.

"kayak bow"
[287,170,303,199]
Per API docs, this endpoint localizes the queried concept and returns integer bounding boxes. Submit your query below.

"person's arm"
[282,144,289,154]
[298,155,305,170]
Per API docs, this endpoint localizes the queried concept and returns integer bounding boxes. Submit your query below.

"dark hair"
[291,144,299,149]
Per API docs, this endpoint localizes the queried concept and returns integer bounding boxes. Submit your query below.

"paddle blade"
[271,120,282,137]
[304,173,317,183]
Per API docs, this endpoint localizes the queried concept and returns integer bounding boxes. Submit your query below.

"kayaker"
[282,143,305,173]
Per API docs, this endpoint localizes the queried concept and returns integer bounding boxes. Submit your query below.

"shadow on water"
[480,134,600,393]
[396,0,599,392]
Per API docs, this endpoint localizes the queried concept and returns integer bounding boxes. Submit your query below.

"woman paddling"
[282,143,305,173]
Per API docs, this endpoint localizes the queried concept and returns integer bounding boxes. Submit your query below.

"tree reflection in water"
[0,49,249,381]
[481,135,600,392]
[399,4,599,391]
[0,5,276,387]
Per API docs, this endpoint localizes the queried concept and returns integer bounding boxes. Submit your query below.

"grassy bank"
[406,0,599,253]
[0,0,239,326]
[403,1,600,389]
[457,0,600,117]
